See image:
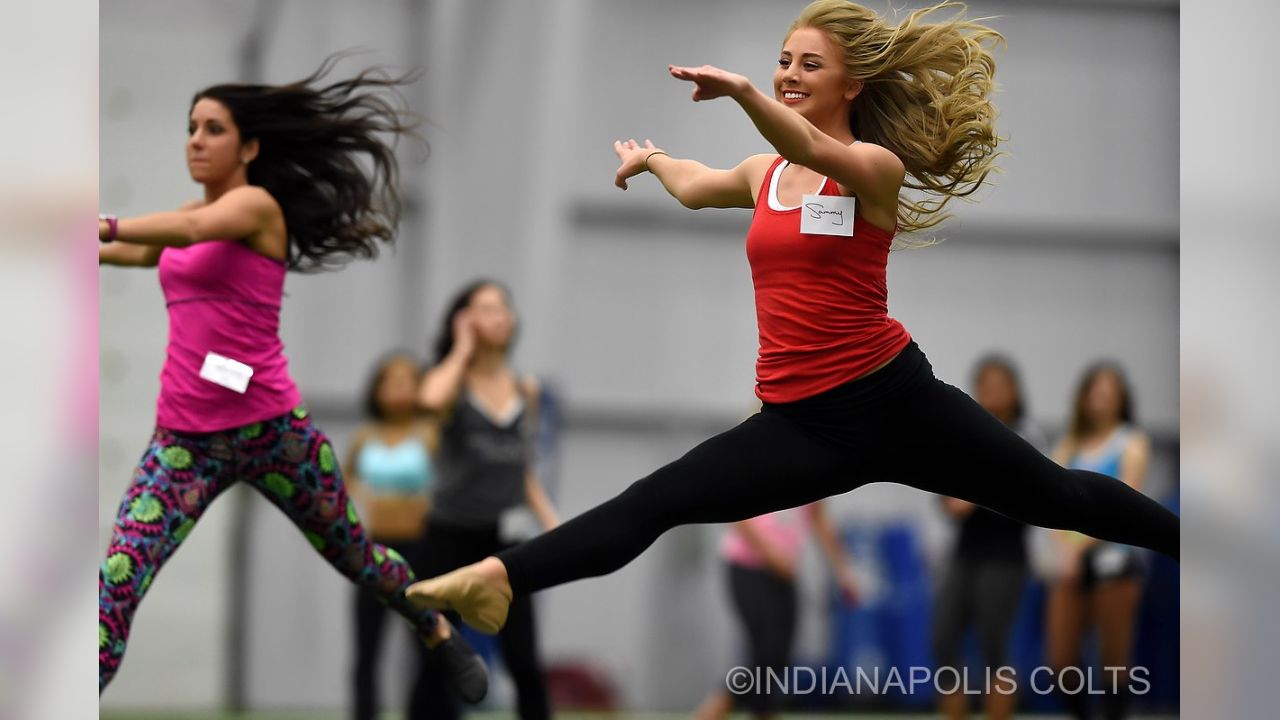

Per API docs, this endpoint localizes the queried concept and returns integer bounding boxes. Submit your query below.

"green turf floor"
[98,713,846,720]
[99,707,1177,712]
[99,707,896,712]
[100,714,914,720]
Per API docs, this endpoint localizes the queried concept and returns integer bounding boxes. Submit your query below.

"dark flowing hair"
[432,280,516,364]
[362,350,422,420]
[971,353,1025,423]
[1068,362,1135,443]
[193,54,424,272]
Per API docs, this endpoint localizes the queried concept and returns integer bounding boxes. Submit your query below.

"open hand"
[613,138,662,190]
[668,64,751,102]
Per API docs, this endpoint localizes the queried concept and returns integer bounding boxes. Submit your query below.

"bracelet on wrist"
[99,214,118,244]
[644,150,669,171]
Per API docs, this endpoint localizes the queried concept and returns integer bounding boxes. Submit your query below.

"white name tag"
[199,351,254,393]
[498,506,538,544]
[800,194,856,237]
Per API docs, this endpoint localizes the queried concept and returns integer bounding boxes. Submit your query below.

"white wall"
[100,0,1177,712]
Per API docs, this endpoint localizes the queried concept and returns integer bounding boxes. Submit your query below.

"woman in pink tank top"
[97,57,488,706]
[698,500,859,720]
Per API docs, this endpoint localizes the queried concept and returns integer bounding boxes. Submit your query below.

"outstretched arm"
[99,241,163,267]
[613,138,769,210]
[98,186,279,249]
[668,64,904,204]
[99,199,207,267]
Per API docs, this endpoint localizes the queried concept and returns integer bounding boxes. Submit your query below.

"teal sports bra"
[355,436,434,495]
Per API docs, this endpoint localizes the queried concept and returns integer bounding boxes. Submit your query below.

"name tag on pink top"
[199,351,254,393]
[800,194,856,237]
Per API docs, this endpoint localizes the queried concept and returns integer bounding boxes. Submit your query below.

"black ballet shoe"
[428,627,489,704]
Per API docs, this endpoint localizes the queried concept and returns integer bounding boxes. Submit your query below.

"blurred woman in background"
[932,355,1044,720]
[696,499,859,720]
[415,280,560,719]
[1047,363,1151,720]
[346,352,438,720]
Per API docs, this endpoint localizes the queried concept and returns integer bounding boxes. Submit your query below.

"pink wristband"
[99,214,117,243]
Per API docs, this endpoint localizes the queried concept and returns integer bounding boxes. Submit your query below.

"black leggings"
[931,557,1027,671]
[499,341,1177,595]
[728,563,797,714]
[416,517,549,720]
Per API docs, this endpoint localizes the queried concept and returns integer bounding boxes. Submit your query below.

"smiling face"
[774,26,862,124]
[186,97,256,185]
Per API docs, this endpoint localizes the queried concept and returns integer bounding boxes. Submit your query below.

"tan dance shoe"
[406,568,512,634]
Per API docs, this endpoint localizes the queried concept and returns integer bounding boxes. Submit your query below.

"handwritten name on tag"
[800,194,856,237]
[199,351,254,393]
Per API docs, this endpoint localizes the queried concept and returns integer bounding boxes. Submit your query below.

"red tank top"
[746,156,911,403]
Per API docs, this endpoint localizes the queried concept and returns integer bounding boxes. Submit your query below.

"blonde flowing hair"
[789,0,1004,238]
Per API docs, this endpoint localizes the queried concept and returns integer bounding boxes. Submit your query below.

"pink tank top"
[721,505,814,570]
[155,240,301,432]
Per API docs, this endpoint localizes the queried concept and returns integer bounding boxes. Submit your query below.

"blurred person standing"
[415,281,560,719]
[695,499,859,720]
[346,353,439,720]
[932,355,1044,720]
[1047,363,1151,720]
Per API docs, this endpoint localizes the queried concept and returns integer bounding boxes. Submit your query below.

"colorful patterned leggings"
[98,406,438,692]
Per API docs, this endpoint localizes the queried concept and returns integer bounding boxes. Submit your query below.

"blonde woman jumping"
[405,0,1179,634]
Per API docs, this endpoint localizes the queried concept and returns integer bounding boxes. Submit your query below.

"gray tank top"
[430,389,532,528]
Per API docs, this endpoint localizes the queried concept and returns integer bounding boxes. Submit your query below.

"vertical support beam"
[399,0,434,350]
[518,0,582,382]
[225,1,282,712]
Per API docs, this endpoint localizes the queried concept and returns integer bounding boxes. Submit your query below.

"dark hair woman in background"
[1047,363,1151,720]
[413,281,560,718]
[932,355,1045,720]
[97,57,485,703]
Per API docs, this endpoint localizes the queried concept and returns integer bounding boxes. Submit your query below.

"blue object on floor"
[827,521,933,710]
